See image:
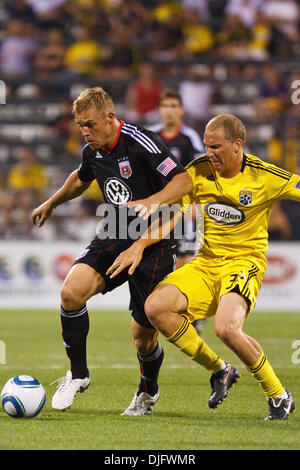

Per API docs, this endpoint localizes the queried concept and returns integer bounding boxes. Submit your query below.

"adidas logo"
[95,151,103,159]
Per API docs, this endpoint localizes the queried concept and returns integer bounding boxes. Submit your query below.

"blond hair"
[205,114,246,144]
[72,87,115,115]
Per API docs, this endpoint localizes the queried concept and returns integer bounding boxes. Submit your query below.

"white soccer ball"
[1,375,46,418]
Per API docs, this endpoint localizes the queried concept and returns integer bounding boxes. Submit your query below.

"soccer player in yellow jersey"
[108,114,299,420]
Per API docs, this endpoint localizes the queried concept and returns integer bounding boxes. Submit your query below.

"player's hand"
[126,197,159,220]
[106,244,144,279]
[31,200,54,227]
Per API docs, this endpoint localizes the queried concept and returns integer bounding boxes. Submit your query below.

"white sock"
[214,361,227,373]
[275,390,288,400]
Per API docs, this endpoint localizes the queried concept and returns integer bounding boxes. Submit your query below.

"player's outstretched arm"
[106,208,182,279]
[32,170,91,227]
[127,172,193,219]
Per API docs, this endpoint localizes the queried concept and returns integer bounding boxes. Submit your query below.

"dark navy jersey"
[149,122,204,167]
[77,120,186,240]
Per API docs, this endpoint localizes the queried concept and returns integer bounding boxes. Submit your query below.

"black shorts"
[73,237,176,329]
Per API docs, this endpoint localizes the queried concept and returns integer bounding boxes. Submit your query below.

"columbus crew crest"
[118,160,132,179]
[239,190,252,206]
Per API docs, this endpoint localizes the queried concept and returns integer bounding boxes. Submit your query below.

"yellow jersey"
[182,153,300,270]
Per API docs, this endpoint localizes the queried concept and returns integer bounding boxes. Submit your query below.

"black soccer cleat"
[208,363,240,409]
[264,390,295,420]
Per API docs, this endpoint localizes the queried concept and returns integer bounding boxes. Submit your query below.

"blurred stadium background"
[0,0,300,311]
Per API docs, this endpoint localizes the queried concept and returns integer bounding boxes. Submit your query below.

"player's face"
[75,107,116,150]
[203,127,243,178]
[159,98,184,126]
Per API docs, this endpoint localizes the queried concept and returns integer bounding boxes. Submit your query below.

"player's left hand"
[106,244,144,279]
[126,197,159,220]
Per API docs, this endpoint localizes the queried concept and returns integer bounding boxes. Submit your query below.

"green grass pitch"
[0,308,299,450]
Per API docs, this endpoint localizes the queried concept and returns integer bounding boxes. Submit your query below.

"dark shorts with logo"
[73,236,176,329]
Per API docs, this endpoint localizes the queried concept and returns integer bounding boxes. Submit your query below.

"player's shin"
[168,316,224,373]
[60,304,89,379]
[246,350,285,398]
[137,342,164,396]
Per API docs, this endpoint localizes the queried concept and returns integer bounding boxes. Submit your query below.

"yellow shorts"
[158,256,265,322]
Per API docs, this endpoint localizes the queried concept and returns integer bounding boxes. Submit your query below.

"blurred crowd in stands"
[0,0,300,241]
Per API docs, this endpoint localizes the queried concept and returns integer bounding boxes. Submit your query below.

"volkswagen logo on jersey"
[118,160,132,179]
[104,177,132,205]
[239,190,253,206]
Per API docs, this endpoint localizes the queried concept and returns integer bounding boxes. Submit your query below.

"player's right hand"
[31,201,54,227]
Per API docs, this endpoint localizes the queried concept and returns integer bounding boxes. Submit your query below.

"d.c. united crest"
[239,190,252,206]
[118,160,132,179]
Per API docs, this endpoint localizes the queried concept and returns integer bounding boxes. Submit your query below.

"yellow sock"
[168,316,224,373]
[246,351,285,398]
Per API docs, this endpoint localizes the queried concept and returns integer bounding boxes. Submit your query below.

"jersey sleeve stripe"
[185,154,210,169]
[121,128,160,154]
[245,162,291,180]
[122,123,161,153]
[180,125,204,152]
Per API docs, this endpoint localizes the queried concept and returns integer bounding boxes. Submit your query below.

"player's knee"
[214,321,239,344]
[60,283,86,311]
[133,333,157,355]
[144,294,165,325]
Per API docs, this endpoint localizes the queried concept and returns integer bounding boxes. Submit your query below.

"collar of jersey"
[160,122,182,141]
[101,120,124,154]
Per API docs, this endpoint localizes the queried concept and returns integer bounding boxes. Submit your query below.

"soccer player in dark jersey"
[32,87,192,415]
[151,88,206,334]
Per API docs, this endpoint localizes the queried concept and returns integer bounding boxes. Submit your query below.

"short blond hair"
[205,114,246,144]
[72,87,115,115]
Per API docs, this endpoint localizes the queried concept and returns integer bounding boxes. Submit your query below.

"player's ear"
[233,138,242,153]
[106,111,115,123]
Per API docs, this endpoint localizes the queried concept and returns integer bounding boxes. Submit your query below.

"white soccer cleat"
[121,391,159,416]
[51,370,90,411]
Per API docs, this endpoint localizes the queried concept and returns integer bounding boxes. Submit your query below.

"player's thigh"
[146,283,188,316]
[155,261,217,321]
[61,263,105,307]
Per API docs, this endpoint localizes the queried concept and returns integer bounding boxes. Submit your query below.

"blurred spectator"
[247,10,272,60]
[179,65,214,123]
[0,19,38,76]
[181,8,215,57]
[256,64,289,118]
[207,0,229,31]
[149,10,184,62]
[65,0,110,38]
[3,147,47,236]
[24,0,67,27]
[152,0,183,24]
[181,0,210,23]
[215,13,251,59]
[5,0,37,24]
[225,0,263,28]
[104,28,141,79]
[260,0,299,42]
[33,28,67,79]
[64,25,101,77]
[52,99,83,155]
[63,199,98,242]
[125,63,163,124]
